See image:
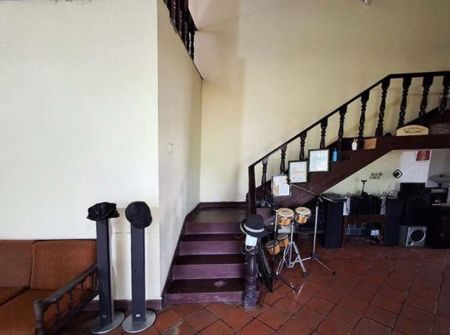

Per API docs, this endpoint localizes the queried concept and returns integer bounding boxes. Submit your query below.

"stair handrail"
[248,70,450,213]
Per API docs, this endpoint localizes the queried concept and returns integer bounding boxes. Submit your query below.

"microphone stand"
[289,182,336,275]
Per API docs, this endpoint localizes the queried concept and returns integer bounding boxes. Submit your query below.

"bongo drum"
[295,207,311,224]
[265,240,280,255]
[276,233,289,248]
[276,208,294,226]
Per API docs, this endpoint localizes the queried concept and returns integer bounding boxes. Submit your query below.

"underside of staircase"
[165,206,247,304]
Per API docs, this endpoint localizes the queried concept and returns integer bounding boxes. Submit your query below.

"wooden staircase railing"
[248,71,450,214]
[163,0,197,59]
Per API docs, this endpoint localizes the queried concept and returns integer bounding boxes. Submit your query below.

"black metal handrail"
[163,0,197,59]
[248,71,450,213]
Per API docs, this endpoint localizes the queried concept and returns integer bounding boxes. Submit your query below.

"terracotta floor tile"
[406,294,437,314]
[354,317,391,335]
[257,307,289,330]
[199,320,234,335]
[365,304,397,328]
[205,303,236,318]
[239,319,274,335]
[294,306,325,329]
[239,303,269,318]
[221,308,253,331]
[378,286,407,303]
[328,305,360,328]
[338,296,368,314]
[263,291,283,305]
[173,303,205,318]
[162,321,196,335]
[347,287,377,303]
[401,304,434,325]
[154,309,184,332]
[433,315,450,335]
[277,318,312,335]
[306,296,335,315]
[316,286,345,304]
[185,309,217,333]
[317,317,352,335]
[395,315,432,335]
[372,293,403,314]
[272,297,303,316]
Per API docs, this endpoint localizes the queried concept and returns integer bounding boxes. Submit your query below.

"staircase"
[249,71,450,214]
[164,71,450,307]
[165,206,247,304]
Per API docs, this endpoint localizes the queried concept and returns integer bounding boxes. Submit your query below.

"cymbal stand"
[289,183,336,275]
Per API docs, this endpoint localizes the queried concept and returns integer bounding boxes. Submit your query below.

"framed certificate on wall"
[308,149,330,172]
[288,160,308,183]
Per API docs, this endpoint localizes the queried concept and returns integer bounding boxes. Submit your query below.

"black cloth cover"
[87,202,120,221]
[125,202,152,229]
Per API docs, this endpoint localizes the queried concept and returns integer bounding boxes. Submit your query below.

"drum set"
[264,206,311,277]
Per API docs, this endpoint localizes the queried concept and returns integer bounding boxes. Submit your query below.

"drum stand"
[276,220,307,276]
[289,183,336,275]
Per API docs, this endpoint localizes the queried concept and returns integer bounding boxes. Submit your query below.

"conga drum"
[265,240,281,255]
[276,208,294,226]
[295,207,311,224]
[277,233,289,248]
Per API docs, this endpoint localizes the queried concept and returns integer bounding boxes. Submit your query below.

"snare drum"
[295,207,312,224]
[277,233,289,248]
[276,208,294,226]
[265,240,281,255]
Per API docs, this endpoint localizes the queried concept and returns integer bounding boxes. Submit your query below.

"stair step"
[185,221,241,234]
[179,235,243,255]
[173,254,245,280]
[165,278,245,304]
[185,207,246,234]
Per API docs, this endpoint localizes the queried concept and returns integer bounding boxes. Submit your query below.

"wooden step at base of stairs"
[173,254,245,280]
[179,234,243,255]
[165,278,245,304]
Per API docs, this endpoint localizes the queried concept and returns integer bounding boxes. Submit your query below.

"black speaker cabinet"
[426,206,450,248]
[383,198,403,246]
[323,200,344,248]
[399,183,431,226]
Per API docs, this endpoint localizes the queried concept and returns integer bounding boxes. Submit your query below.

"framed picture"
[308,149,330,172]
[272,175,290,197]
[288,160,308,183]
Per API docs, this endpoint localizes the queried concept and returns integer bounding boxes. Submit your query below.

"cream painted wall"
[190,0,450,201]
[157,1,202,292]
[0,0,161,299]
[328,150,431,196]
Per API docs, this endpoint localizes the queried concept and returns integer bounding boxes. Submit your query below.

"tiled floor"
[65,239,450,334]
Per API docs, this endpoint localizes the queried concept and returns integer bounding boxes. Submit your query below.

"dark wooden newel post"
[244,245,259,309]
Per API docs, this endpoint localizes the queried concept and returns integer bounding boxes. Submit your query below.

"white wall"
[157,1,202,291]
[0,0,161,299]
[328,150,431,196]
[190,0,450,202]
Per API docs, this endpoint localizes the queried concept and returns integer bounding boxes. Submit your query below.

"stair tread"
[167,278,245,294]
[189,207,246,224]
[174,254,245,265]
[181,233,243,241]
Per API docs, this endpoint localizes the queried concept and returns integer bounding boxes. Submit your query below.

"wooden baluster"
[439,74,450,119]
[177,0,184,32]
[170,0,177,26]
[375,78,390,137]
[320,118,328,149]
[397,76,412,129]
[299,132,307,160]
[280,144,287,174]
[338,105,347,151]
[188,16,195,58]
[248,165,256,213]
[261,157,269,204]
[357,90,370,148]
[419,75,434,119]
[183,9,189,50]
